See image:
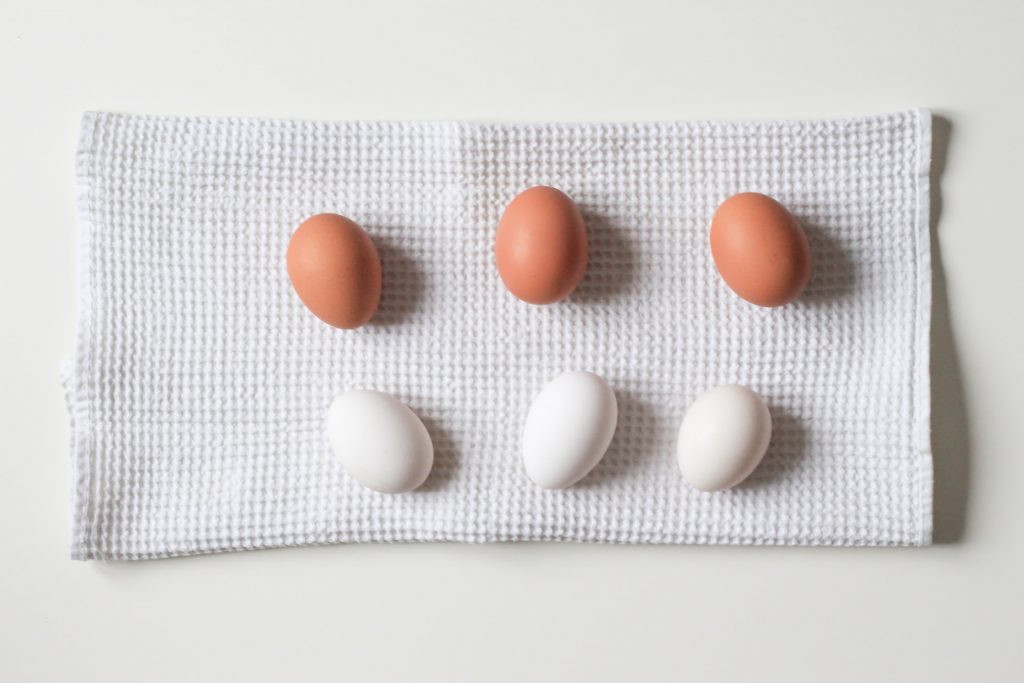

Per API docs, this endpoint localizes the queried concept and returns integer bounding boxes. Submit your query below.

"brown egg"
[710,193,812,307]
[287,213,382,329]
[495,186,588,304]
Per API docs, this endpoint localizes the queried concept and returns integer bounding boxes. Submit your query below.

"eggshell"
[327,390,434,493]
[287,213,382,328]
[522,371,618,489]
[496,186,588,304]
[676,385,772,491]
[710,193,812,307]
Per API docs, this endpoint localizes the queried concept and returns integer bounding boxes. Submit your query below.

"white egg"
[522,371,618,489]
[676,385,772,491]
[326,390,434,493]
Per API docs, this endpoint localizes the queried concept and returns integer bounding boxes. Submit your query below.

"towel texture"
[67,110,933,559]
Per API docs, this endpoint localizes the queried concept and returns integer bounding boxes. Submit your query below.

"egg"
[496,186,588,304]
[676,385,772,491]
[710,193,812,307]
[287,213,382,328]
[522,371,618,489]
[326,390,434,493]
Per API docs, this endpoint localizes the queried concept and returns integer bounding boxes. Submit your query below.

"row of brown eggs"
[286,188,813,328]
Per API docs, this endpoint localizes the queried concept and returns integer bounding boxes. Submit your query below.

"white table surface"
[2,1,1021,680]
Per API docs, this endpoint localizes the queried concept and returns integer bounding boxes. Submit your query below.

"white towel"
[66,110,933,559]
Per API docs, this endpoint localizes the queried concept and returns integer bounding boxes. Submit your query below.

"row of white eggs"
[327,372,773,493]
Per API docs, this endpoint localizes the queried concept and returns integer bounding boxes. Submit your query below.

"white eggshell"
[522,371,618,489]
[327,390,434,493]
[676,385,772,492]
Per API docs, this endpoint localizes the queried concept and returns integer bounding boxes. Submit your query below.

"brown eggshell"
[495,186,588,304]
[710,193,812,307]
[287,213,382,329]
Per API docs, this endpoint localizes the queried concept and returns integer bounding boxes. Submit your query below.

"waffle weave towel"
[66,110,933,559]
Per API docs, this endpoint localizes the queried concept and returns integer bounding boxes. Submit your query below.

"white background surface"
[1,1,1021,680]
